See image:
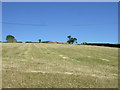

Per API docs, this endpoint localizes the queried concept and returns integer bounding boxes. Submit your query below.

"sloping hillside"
[2,43,118,88]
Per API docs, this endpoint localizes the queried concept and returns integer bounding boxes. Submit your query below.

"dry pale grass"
[2,43,118,88]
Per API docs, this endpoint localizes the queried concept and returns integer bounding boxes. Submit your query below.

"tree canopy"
[67,35,77,44]
[6,35,15,40]
[38,39,41,43]
[6,35,17,43]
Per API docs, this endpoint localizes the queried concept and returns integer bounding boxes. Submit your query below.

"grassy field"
[2,43,118,88]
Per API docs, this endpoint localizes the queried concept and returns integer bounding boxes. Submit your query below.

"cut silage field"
[2,43,118,88]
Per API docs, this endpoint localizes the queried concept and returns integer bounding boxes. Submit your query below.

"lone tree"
[38,39,41,43]
[6,35,17,43]
[67,35,77,44]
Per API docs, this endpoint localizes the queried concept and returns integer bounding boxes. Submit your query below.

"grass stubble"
[2,43,118,88]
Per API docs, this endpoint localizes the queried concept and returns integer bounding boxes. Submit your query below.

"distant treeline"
[1,41,68,44]
[1,35,120,48]
[80,43,120,48]
[1,41,119,48]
